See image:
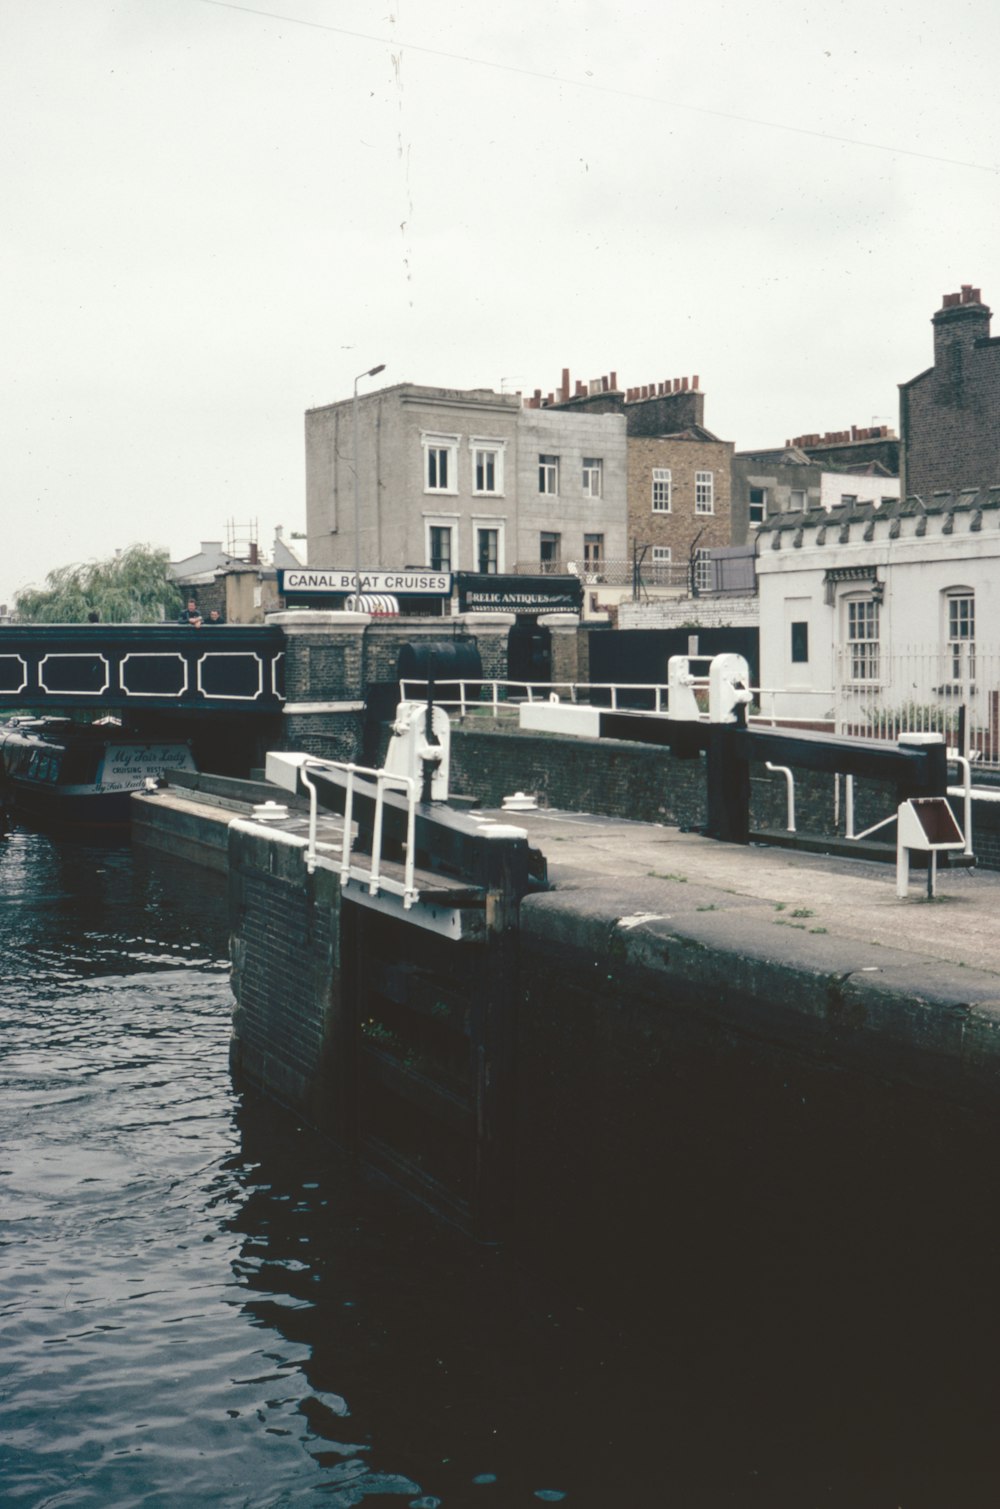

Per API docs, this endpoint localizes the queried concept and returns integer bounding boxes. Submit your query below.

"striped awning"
[344,593,400,616]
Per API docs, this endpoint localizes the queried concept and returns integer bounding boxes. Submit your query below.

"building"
[537,370,733,603]
[900,285,1000,498]
[627,421,734,596]
[732,428,899,541]
[754,489,1000,743]
[304,381,627,600]
[170,526,303,623]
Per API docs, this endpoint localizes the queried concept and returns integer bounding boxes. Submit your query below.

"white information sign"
[98,744,197,792]
[280,569,451,596]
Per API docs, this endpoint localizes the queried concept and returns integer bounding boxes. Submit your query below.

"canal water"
[0,827,673,1509]
[3,823,1000,1507]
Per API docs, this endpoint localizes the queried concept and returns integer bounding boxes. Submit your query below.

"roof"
[756,485,1000,537]
[272,533,304,570]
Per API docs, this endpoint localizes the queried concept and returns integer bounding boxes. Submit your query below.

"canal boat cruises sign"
[278,569,452,596]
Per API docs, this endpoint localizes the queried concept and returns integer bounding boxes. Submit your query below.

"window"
[428,524,454,572]
[749,486,767,525]
[583,534,604,574]
[695,472,714,514]
[582,458,603,498]
[652,469,672,513]
[791,622,809,663]
[477,527,499,575]
[540,532,561,572]
[471,439,504,496]
[651,545,672,584]
[946,591,975,680]
[841,493,858,508]
[693,548,712,593]
[422,433,459,494]
[539,454,559,495]
[789,490,806,512]
[847,598,879,681]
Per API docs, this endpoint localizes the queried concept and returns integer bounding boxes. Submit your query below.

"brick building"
[900,285,1000,498]
[536,369,733,597]
[627,426,733,592]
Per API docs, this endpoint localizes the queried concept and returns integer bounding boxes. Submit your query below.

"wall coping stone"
[453,612,517,627]
[267,610,370,629]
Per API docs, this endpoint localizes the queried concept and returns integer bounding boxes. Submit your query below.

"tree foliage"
[14,545,183,624]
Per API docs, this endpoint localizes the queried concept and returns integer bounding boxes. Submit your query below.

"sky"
[3,0,999,609]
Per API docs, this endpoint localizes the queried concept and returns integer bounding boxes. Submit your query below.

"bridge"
[0,624,285,715]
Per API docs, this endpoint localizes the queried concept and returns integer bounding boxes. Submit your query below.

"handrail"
[951,753,974,856]
[399,676,836,722]
[765,762,796,832]
[299,756,419,908]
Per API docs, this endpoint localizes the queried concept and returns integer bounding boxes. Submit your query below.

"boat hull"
[0,722,197,828]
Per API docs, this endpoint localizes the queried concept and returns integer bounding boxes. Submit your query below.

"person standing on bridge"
[178,599,202,626]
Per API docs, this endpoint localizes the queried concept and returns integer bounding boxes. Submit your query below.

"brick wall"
[229,823,347,1132]
[619,596,760,630]
[283,634,365,704]
[624,389,704,436]
[901,295,1000,496]
[627,434,735,567]
[450,725,705,828]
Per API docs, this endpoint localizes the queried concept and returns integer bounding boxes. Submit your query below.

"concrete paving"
[478,807,1000,981]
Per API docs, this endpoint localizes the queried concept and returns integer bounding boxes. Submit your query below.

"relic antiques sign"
[455,573,583,615]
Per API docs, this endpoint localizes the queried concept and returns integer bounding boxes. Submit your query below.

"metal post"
[352,362,386,609]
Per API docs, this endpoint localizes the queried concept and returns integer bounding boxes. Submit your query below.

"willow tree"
[14,545,183,624]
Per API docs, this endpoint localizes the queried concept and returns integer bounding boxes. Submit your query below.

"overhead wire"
[194,0,997,175]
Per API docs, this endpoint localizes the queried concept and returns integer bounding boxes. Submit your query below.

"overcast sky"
[3,0,998,608]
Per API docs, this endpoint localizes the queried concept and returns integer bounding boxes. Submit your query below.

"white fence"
[401,649,1000,771]
[834,644,1000,765]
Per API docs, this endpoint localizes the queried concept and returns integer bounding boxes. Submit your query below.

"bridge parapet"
[0,624,286,714]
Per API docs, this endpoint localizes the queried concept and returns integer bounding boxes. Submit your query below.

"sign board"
[278,568,451,597]
[456,573,583,615]
[98,743,197,793]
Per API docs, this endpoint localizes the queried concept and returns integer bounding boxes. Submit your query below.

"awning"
[345,593,400,616]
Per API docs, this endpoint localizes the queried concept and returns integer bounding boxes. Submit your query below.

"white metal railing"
[300,758,419,909]
[400,676,837,726]
[834,643,1000,767]
[400,677,672,715]
[765,762,796,832]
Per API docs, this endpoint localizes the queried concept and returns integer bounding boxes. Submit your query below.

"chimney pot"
[561,367,570,401]
[609,371,618,390]
[943,292,961,307]
[681,376,689,391]
[692,374,699,389]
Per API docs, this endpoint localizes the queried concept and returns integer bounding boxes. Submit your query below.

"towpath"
[483,807,1000,980]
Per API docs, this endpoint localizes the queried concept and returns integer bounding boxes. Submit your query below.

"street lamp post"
[352,363,386,610]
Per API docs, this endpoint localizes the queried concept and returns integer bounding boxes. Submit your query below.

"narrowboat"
[0,717,197,826]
